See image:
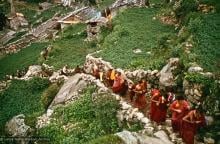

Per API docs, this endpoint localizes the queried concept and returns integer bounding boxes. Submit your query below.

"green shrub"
[185,73,220,115]
[41,83,61,109]
[37,86,121,144]
[86,134,124,144]
[174,0,198,19]
[0,78,49,135]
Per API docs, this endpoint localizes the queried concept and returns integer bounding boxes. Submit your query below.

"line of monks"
[92,66,206,144]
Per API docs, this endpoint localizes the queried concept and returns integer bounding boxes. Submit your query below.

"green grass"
[0,78,50,135]
[0,42,48,80]
[188,13,220,73]
[96,7,176,70]
[45,23,99,69]
[86,134,124,144]
[177,0,220,74]
[37,86,121,144]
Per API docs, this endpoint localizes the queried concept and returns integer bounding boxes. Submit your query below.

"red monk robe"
[112,72,124,93]
[134,82,147,110]
[181,109,206,144]
[128,82,136,102]
[170,98,190,132]
[154,96,168,123]
[149,89,160,120]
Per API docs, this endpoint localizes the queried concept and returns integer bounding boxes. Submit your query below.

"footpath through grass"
[96,7,176,70]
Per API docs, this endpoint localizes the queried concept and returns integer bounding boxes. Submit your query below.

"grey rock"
[188,66,203,73]
[205,116,214,126]
[165,119,172,127]
[194,89,202,97]
[23,65,42,79]
[204,137,215,144]
[135,112,144,120]
[159,58,179,87]
[5,114,31,137]
[121,101,132,110]
[140,117,150,124]
[143,126,154,135]
[154,130,173,144]
[135,133,173,144]
[115,130,138,144]
[133,48,142,54]
[50,73,88,107]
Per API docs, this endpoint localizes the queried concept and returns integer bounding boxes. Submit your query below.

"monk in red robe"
[128,82,136,102]
[150,90,168,124]
[149,86,160,120]
[112,72,124,93]
[181,107,206,144]
[134,80,147,110]
[170,96,190,132]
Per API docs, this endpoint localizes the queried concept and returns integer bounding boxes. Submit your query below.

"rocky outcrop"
[84,53,113,74]
[183,79,203,105]
[50,73,109,107]
[184,65,214,106]
[159,58,179,87]
[9,14,28,30]
[115,130,173,144]
[5,114,32,137]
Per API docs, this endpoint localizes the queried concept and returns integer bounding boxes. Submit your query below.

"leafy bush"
[37,86,121,144]
[41,82,61,109]
[185,73,220,115]
[174,0,198,19]
[0,78,49,135]
[198,119,220,143]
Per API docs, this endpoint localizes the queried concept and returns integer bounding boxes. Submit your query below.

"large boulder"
[115,130,138,144]
[5,114,32,137]
[50,73,88,107]
[159,58,179,87]
[23,65,43,79]
[154,130,173,144]
[133,132,173,144]
[50,73,109,107]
